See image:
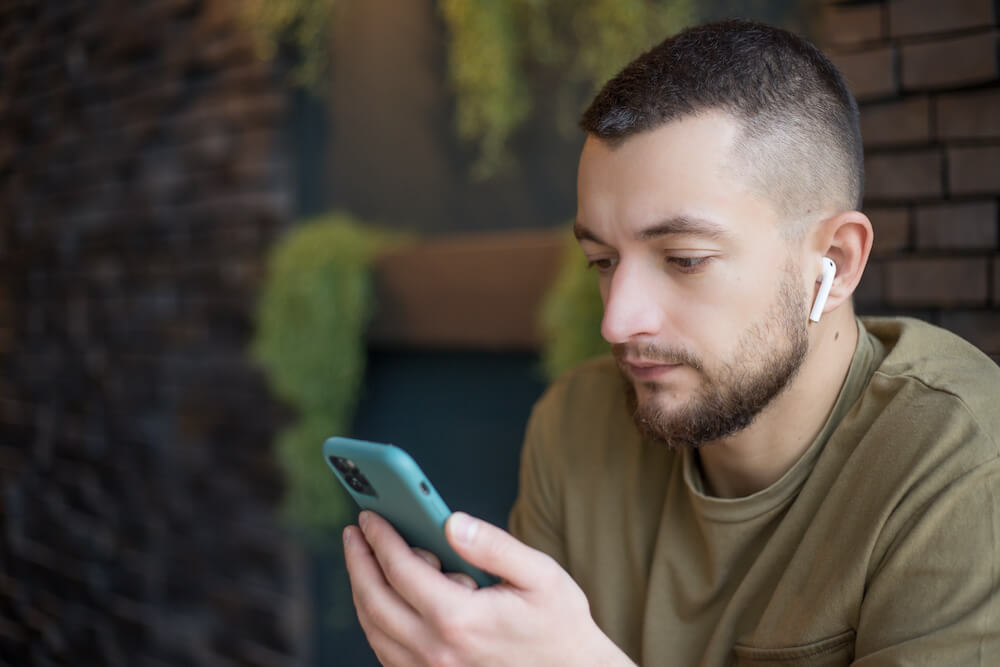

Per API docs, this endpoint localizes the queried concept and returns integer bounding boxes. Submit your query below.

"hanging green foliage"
[439,0,532,180]
[242,0,812,177]
[242,0,338,92]
[251,213,406,538]
[538,228,608,380]
[567,0,694,94]
[440,0,694,173]
[243,0,693,175]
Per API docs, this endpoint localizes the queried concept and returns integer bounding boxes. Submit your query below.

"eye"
[667,256,711,272]
[587,257,618,273]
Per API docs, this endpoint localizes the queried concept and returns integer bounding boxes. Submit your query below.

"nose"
[600,261,664,344]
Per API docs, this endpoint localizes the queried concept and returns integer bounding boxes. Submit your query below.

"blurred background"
[1,0,997,664]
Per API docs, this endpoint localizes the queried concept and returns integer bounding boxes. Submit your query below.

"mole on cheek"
[834,331,840,341]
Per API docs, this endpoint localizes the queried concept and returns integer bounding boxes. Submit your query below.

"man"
[343,20,1000,665]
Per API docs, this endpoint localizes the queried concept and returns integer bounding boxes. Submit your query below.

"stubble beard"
[617,264,810,449]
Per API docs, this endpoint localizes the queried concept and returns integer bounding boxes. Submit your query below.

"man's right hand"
[343,510,636,666]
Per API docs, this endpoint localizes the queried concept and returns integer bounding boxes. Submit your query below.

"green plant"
[243,0,693,175]
[251,213,404,539]
[242,0,338,92]
[439,0,532,180]
[440,0,694,174]
[538,228,608,380]
[567,0,694,92]
[242,1,816,179]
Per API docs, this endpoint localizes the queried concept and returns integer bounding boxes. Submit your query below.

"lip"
[624,360,683,380]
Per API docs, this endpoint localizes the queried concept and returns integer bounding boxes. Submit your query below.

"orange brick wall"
[820,0,1000,363]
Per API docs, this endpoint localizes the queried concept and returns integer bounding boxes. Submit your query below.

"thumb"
[445,512,555,590]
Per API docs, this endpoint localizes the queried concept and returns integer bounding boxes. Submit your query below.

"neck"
[697,309,859,498]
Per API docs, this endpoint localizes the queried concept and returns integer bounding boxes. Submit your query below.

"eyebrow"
[573,215,729,245]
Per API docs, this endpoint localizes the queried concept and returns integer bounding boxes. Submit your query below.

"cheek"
[678,267,775,351]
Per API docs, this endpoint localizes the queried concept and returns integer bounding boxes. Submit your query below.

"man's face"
[575,113,811,448]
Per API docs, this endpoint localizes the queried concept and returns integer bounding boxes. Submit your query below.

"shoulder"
[864,315,1000,393]
[829,318,1000,530]
[524,354,639,470]
[528,355,631,444]
[534,355,625,416]
[814,319,1000,590]
[860,316,1000,459]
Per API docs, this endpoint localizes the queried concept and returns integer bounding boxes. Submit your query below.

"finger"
[343,525,426,648]
[445,512,557,590]
[445,572,479,590]
[359,511,470,614]
[412,547,441,571]
[354,599,422,667]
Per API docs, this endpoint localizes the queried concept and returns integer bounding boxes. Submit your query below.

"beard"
[616,262,810,449]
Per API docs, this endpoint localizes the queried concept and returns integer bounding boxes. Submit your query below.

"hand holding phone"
[323,436,498,587]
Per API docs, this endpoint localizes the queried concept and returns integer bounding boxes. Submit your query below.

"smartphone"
[323,436,497,587]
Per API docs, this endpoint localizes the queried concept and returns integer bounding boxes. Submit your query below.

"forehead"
[580,112,741,186]
[576,112,780,241]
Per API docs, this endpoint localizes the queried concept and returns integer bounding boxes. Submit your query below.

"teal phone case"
[323,436,497,587]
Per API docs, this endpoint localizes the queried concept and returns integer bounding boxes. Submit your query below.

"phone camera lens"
[330,456,377,497]
[331,457,354,474]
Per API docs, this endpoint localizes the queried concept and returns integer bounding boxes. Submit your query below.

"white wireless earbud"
[809,257,836,323]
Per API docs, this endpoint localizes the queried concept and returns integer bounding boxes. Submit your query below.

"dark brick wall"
[821,0,1000,364]
[0,1,304,664]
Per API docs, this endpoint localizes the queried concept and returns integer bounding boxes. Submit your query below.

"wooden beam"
[367,228,569,349]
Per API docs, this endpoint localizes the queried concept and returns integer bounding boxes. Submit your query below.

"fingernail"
[450,512,478,545]
[447,572,479,590]
[343,526,352,546]
[358,511,370,531]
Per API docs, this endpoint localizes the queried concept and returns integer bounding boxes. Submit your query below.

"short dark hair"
[580,20,863,229]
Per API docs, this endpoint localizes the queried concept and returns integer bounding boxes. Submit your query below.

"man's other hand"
[343,510,634,666]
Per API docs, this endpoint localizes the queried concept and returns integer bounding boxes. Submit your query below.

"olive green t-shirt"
[509,317,1000,666]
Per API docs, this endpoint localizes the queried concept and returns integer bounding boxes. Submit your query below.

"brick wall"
[821,0,1000,364]
[0,1,304,664]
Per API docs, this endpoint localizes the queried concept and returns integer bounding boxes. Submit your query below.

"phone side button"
[433,496,449,519]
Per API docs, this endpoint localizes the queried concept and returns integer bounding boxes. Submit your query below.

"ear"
[811,210,874,316]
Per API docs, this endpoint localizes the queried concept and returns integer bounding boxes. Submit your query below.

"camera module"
[330,456,354,474]
[330,457,378,497]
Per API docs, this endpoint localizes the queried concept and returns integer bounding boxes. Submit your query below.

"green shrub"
[539,229,608,380]
[252,213,405,539]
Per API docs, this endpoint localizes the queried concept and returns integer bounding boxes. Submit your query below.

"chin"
[632,373,693,399]
[632,381,692,415]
